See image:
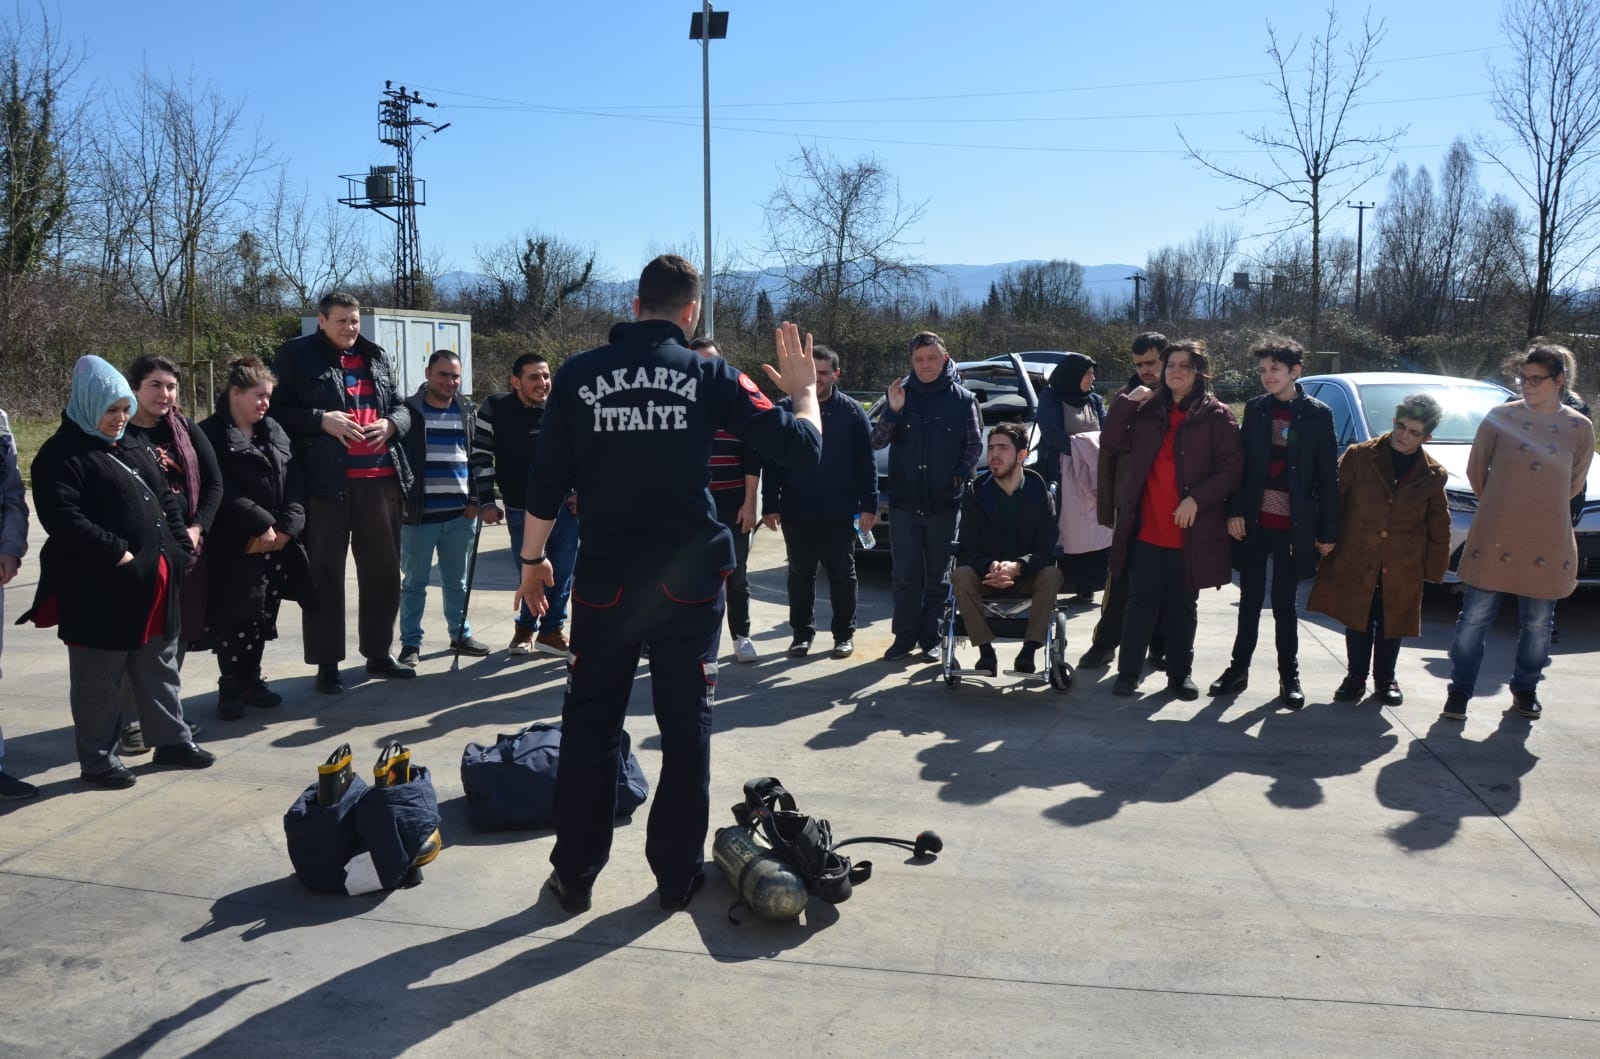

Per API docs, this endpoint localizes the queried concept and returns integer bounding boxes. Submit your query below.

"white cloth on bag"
[1059,432,1113,555]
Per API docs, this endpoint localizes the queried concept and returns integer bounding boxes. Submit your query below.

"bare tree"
[760,144,928,344]
[257,172,372,311]
[1180,7,1403,347]
[1143,245,1200,323]
[995,259,1089,324]
[1481,0,1600,337]
[94,72,272,352]
[1188,222,1243,320]
[467,229,600,338]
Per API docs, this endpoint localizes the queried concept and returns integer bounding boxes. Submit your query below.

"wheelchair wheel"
[1049,612,1069,666]
[1048,662,1074,693]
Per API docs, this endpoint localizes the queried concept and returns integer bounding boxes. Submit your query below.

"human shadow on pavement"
[104,980,269,1059]
[1375,713,1538,852]
[792,664,1401,830]
[169,878,830,1056]
[1042,697,1401,826]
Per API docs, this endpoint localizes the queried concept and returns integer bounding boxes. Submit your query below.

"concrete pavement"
[2,520,1598,1056]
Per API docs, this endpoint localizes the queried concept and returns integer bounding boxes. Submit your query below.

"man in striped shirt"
[270,293,414,693]
[689,338,761,662]
[396,351,495,665]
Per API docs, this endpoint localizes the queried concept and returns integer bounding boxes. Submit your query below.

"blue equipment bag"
[283,773,372,895]
[460,722,648,832]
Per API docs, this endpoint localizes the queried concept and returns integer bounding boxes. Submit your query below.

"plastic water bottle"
[854,515,876,550]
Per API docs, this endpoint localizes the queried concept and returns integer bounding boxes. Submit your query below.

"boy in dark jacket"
[1209,337,1339,709]
[762,345,878,659]
[953,422,1062,676]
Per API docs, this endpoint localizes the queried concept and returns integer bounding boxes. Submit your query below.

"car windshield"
[867,367,1043,428]
[961,368,1037,427]
[1353,381,1510,444]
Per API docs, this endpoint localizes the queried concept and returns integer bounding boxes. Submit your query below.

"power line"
[410,43,1503,116]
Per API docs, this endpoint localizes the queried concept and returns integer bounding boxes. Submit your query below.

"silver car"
[1297,371,1600,586]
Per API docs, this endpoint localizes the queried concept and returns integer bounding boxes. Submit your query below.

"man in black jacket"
[871,331,983,661]
[518,254,822,916]
[1209,337,1339,708]
[269,292,414,694]
[952,422,1062,676]
[475,353,580,658]
[762,344,877,660]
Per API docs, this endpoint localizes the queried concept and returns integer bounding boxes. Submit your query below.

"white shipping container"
[300,308,473,397]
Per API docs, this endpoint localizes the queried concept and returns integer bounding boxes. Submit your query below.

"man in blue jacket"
[762,345,878,659]
[871,331,983,661]
[953,422,1063,676]
[518,255,822,915]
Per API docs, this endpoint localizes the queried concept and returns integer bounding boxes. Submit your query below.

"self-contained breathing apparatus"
[712,776,942,922]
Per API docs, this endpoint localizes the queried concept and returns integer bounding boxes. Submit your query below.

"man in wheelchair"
[952,422,1063,676]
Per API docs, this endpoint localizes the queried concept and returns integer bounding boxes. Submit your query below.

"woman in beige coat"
[1307,394,1450,706]
[1443,344,1595,721]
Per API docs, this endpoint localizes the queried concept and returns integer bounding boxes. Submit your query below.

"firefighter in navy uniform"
[520,255,822,914]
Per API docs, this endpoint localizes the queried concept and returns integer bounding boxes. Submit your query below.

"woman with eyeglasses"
[1307,394,1451,707]
[1441,343,1595,722]
[1101,339,1242,700]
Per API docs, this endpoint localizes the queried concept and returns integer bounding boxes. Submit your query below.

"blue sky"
[64,0,1517,296]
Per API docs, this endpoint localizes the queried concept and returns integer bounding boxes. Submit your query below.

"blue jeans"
[506,503,578,633]
[1446,585,1555,698]
[400,514,478,648]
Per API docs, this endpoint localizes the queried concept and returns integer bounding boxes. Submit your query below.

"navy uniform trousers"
[551,566,723,897]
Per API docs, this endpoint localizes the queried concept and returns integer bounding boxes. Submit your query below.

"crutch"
[452,511,486,669]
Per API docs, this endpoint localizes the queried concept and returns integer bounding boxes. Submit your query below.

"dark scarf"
[1048,353,1097,408]
[165,411,203,522]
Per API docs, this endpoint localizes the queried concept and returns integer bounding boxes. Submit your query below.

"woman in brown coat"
[1307,393,1450,706]
[1102,339,1242,700]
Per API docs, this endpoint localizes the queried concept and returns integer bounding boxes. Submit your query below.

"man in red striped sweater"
[690,338,762,662]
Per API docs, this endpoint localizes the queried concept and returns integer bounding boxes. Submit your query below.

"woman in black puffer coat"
[22,355,213,788]
[199,356,311,719]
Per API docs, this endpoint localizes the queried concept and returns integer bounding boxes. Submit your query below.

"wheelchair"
[936,558,1074,693]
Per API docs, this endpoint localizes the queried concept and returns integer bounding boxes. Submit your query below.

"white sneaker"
[734,636,758,663]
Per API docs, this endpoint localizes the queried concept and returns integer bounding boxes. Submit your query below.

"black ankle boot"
[217,676,248,720]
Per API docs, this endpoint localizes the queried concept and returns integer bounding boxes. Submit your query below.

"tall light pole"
[689,4,728,338]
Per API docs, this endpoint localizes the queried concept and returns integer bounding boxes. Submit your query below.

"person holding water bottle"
[761,344,877,660]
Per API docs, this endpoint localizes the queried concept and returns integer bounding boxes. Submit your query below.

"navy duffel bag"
[460,722,648,832]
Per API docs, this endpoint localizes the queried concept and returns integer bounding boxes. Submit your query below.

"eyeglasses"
[910,335,943,351]
[1516,373,1552,387]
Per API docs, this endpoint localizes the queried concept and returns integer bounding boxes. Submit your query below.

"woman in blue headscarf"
[21,355,214,788]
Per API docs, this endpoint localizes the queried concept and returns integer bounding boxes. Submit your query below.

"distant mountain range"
[433,261,1143,312]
